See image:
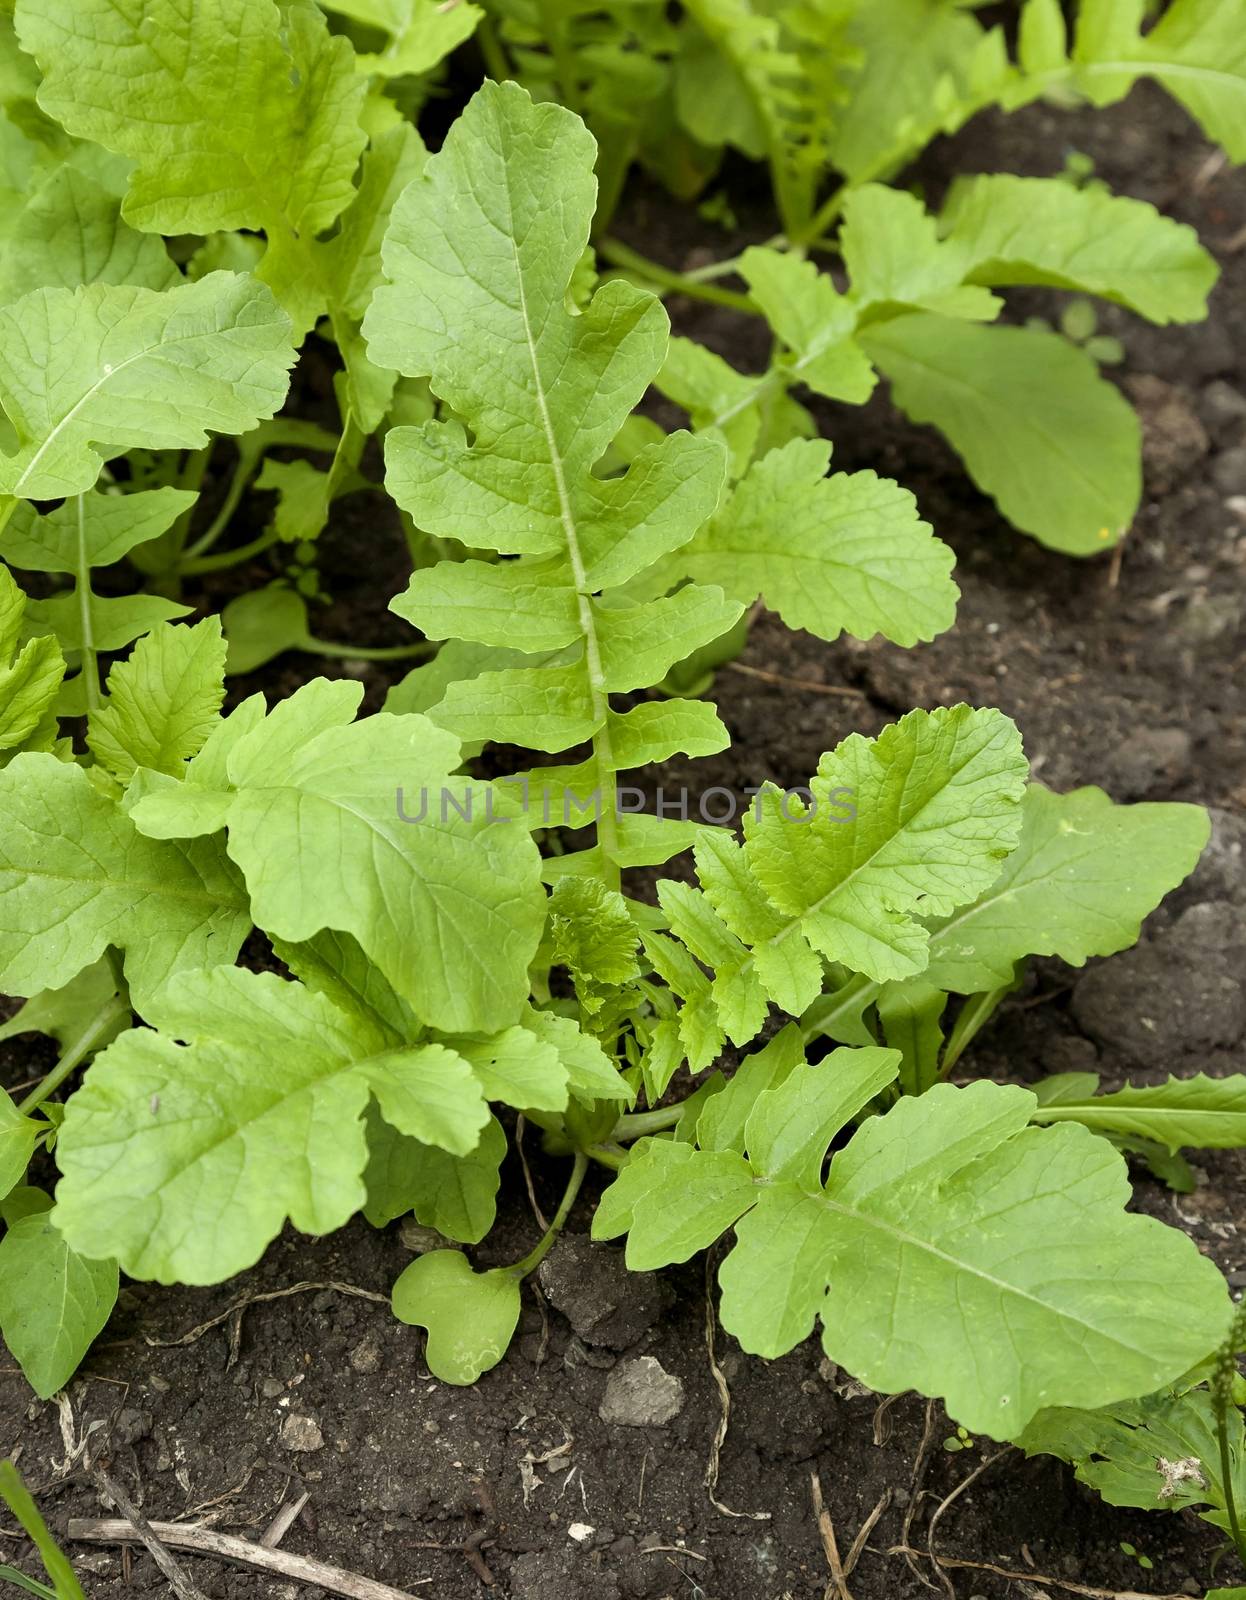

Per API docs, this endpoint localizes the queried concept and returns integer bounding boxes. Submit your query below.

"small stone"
[1213,443,1246,497]
[568,1522,594,1542]
[422,1419,440,1435]
[348,1336,382,1375]
[1101,727,1190,801]
[112,1408,151,1446]
[261,1378,285,1399]
[279,1413,324,1453]
[1198,379,1246,441]
[398,1219,443,1253]
[148,1375,170,1394]
[599,1356,685,1428]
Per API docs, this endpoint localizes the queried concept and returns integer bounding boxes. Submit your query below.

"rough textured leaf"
[0,1090,42,1201]
[682,438,957,647]
[921,785,1211,993]
[943,173,1217,324]
[0,273,296,499]
[88,618,227,782]
[128,678,545,1033]
[391,1249,521,1385]
[0,753,248,1007]
[861,313,1141,554]
[0,565,62,751]
[54,967,491,1283]
[606,1072,1232,1438]
[364,1108,506,1241]
[1032,1072,1246,1153]
[16,0,368,328]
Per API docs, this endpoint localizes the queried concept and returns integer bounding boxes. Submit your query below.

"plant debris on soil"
[3,82,1245,1600]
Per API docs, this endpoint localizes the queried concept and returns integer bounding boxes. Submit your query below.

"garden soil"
[2,82,1245,1600]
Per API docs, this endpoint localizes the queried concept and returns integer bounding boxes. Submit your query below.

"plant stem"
[16,992,131,1116]
[512,1151,588,1277]
[180,446,262,564]
[305,639,435,663]
[793,182,848,247]
[1218,1403,1246,1570]
[74,494,101,713]
[476,14,511,82]
[613,1102,687,1140]
[180,526,282,577]
[596,238,760,314]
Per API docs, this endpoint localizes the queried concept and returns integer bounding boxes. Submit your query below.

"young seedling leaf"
[88,617,227,782]
[1032,1072,1246,1153]
[391,1249,521,1385]
[0,1196,118,1397]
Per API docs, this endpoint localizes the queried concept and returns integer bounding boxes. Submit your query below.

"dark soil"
[4,83,1246,1600]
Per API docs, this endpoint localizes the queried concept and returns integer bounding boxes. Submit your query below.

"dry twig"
[810,1471,852,1600]
[70,1518,429,1598]
[145,1281,387,1351]
[725,660,867,697]
[925,1445,1013,1599]
[889,1546,1191,1600]
[87,1470,209,1600]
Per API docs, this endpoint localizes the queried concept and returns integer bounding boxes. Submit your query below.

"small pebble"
[279,1413,324,1453]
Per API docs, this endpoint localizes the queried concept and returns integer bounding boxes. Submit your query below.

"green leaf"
[611,1074,1231,1438]
[16,0,368,331]
[320,0,483,78]
[54,967,492,1283]
[921,785,1211,994]
[0,1457,87,1600]
[1069,0,1246,163]
[682,438,958,647]
[128,678,545,1033]
[0,144,178,300]
[450,1026,568,1113]
[741,704,1027,984]
[839,186,999,320]
[1020,1380,1246,1528]
[88,618,227,783]
[364,1107,505,1241]
[861,313,1140,554]
[877,980,947,1097]
[0,959,124,1052]
[0,1089,42,1202]
[366,82,729,856]
[943,173,1218,325]
[739,248,878,401]
[0,753,248,1007]
[391,1249,521,1384]
[1,486,198,573]
[0,566,62,752]
[1032,1072,1246,1153]
[0,1203,117,1396]
[221,588,317,675]
[0,273,296,499]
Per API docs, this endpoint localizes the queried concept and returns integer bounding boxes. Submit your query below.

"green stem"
[596,238,760,315]
[512,1151,588,1277]
[476,14,511,81]
[180,446,262,564]
[74,493,101,713]
[305,638,435,663]
[939,985,1012,1079]
[535,0,580,113]
[16,992,130,1116]
[587,1142,627,1171]
[180,526,283,576]
[793,182,849,247]
[1218,1403,1246,1570]
[612,1102,687,1141]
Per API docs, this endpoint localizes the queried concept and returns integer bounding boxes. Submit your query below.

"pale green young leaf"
[943,174,1217,325]
[392,1249,521,1385]
[27,592,190,661]
[744,1045,899,1188]
[837,187,997,320]
[321,0,483,78]
[681,439,958,647]
[520,1007,633,1103]
[0,274,296,500]
[877,980,947,1097]
[739,248,878,401]
[0,1090,43,1201]
[221,588,317,675]
[696,1025,805,1153]
[450,1026,568,1113]
[0,1202,117,1397]
[0,145,178,300]
[363,1106,505,1241]
[921,785,1211,994]
[128,678,545,1033]
[0,566,62,751]
[861,314,1140,554]
[743,705,1027,983]
[273,927,420,1044]
[1032,1072,1246,1153]
[320,124,427,318]
[0,753,248,1007]
[1,487,198,574]
[54,967,491,1283]
[17,0,368,329]
[88,618,227,783]
[366,82,728,797]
